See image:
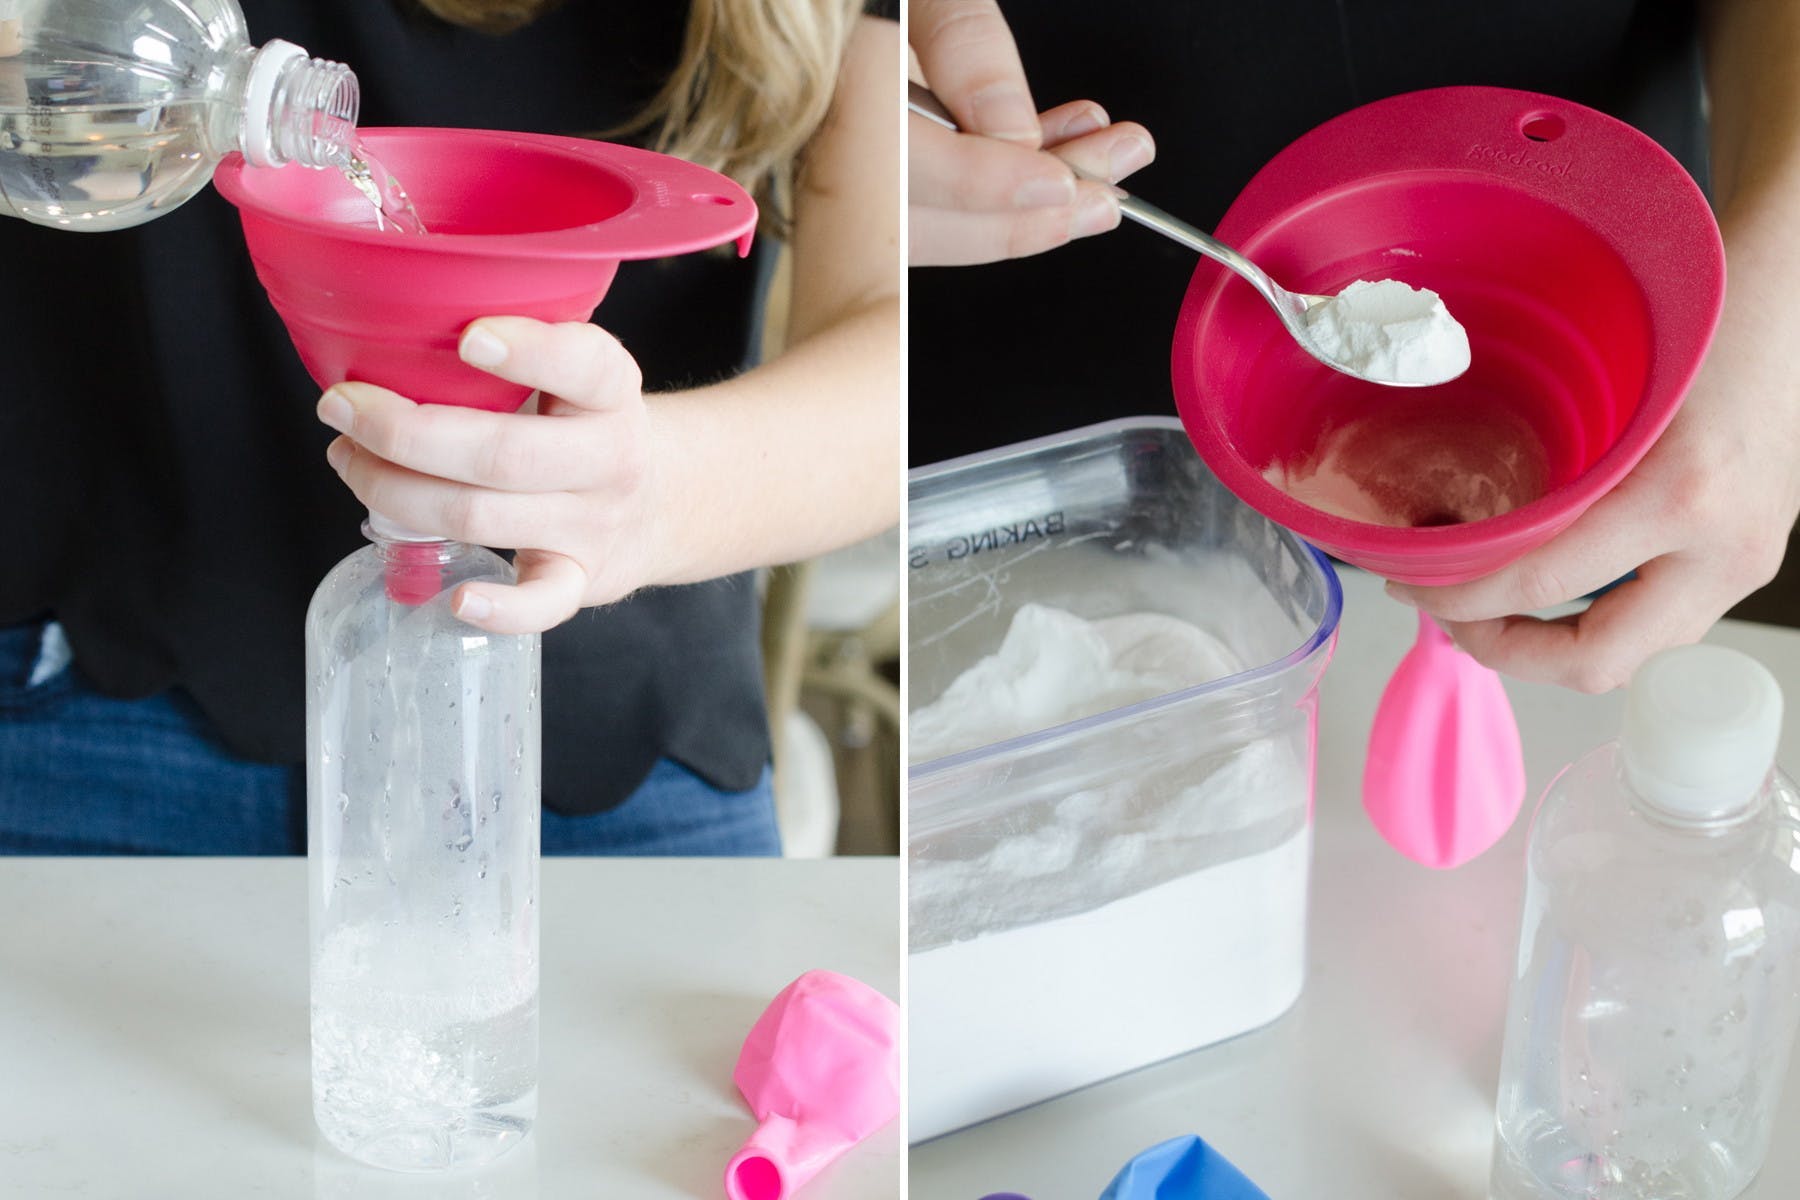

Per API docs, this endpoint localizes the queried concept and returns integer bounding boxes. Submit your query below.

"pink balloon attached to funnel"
[213,127,758,601]
[725,969,900,1200]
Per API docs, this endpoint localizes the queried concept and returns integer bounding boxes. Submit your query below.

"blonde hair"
[413,0,861,234]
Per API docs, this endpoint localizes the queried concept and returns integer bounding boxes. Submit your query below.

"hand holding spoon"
[908,82,1469,388]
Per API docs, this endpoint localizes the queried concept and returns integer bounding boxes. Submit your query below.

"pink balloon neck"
[726,1113,810,1200]
[1416,609,1454,650]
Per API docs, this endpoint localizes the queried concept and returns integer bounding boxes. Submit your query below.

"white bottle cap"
[241,39,309,168]
[1622,644,1783,819]
[367,510,442,544]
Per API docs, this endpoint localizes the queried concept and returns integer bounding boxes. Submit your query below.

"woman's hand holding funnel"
[317,315,664,635]
[1387,0,1800,693]
[1387,301,1800,693]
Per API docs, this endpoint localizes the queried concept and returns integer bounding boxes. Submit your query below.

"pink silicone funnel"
[213,128,755,602]
[725,970,900,1200]
[213,127,756,415]
[1172,87,1722,869]
[1171,87,1724,587]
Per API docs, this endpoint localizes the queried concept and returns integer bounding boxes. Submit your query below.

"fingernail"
[1072,188,1120,238]
[1058,105,1108,140]
[1107,133,1154,182]
[455,590,494,622]
[969,86,1040,144]
[1385,581,1420,607]
[1014,173,1075,208]
[317,389,354,435]
[460,326,508,369]
[325,439,350,474]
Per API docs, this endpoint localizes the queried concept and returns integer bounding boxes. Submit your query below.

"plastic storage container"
[307,522,540,1171]
[908,418,1341,1141]
[1491,645,1800,1200]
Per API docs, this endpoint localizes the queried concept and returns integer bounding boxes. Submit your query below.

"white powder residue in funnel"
[908,603,1243,763]
[1264,430,1399,526]
[1263,402,1551,527]
[1305,279,1470,385]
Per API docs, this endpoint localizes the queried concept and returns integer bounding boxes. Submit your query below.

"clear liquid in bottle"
[1490,646,1800,1200]
[0,53,222,227]
[307,530,540,1172]
[0,2,367,231]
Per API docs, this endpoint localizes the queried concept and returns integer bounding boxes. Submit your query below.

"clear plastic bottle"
[307,517,541,1172]
[1491,644,1800,1200]
[0,0,356,230]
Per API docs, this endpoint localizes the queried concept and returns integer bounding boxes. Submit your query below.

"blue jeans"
[0,621,780,857]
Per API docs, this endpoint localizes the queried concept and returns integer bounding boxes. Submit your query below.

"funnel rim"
[212,127,757,260]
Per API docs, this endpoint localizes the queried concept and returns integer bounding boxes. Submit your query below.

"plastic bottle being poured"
[0,0,363,230]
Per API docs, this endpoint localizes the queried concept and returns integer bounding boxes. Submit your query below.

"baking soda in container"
[907,419,1340,1140]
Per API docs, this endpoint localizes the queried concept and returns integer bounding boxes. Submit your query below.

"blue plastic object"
[1098,1136,1269,1200]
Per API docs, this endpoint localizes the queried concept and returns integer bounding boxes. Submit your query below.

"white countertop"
[911,567,1800,1199]
[0,857,899,1199]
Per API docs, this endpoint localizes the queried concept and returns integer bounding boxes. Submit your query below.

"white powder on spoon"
[1304,278,1470,385]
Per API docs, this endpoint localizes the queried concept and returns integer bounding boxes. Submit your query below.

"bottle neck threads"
[238,40,360,169]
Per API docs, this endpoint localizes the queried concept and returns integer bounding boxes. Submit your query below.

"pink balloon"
[1364,611,1527,868]
[725,970,900,1200]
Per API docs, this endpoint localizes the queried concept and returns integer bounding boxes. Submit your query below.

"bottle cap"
[1622,643,1783,819]
[241,39,310,168]
[366,510,440,544]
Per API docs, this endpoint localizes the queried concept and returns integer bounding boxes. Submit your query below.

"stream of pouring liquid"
[341,140,428,235]
[338,140,440,603]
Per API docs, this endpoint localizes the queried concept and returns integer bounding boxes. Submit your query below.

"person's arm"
[1390,0,1800,692]
[315,16,903,635]
[908,0,1154,265]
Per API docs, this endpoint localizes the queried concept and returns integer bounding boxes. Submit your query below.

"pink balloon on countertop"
[725,970,900,1200]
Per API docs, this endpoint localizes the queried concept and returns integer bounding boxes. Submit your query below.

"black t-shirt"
[0,0,776,813]
[908,0,1707,466]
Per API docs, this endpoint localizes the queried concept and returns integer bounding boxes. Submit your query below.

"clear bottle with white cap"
[1491,644,1800,1200]
[0,0,357,230]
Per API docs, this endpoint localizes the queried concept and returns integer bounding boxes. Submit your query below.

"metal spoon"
[909,82,1467,388]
